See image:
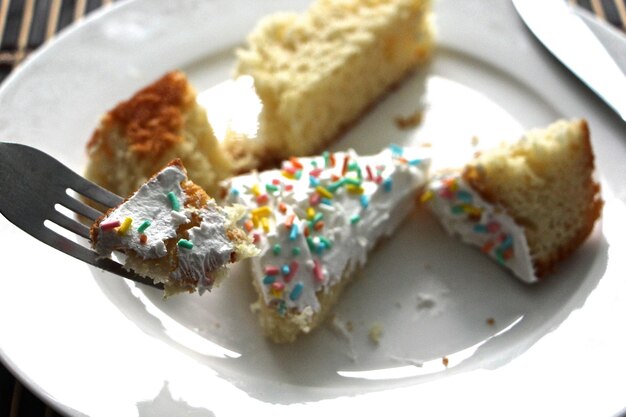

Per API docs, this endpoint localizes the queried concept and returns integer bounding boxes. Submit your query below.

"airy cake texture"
[91,160,257,296]
[425,119,603,282]
[228,0,434,168]
[85,71,233,199]
[224,146,431,342]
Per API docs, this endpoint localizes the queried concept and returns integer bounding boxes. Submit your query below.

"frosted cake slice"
[91,160,257,296]
[224,146,431,343]
[423,119,603,283]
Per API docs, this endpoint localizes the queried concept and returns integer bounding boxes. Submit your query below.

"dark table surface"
[0,0,623,416]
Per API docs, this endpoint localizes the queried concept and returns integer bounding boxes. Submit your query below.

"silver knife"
[512,0,626,123]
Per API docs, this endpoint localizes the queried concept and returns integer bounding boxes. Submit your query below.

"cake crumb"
[329,315,358,361]
[369,322,384,344]
[442,357,449,367]
[471,135,480,146]
[486,317,495,326]
[416,292,436,310]
[394,110,423,129]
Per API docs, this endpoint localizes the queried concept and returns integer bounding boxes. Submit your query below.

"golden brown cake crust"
[462,120,603,278]
[87,71,192,158]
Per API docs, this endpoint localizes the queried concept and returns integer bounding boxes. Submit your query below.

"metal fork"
[0,142,163,289]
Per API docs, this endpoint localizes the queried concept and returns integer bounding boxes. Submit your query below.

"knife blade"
[512,0,626,123]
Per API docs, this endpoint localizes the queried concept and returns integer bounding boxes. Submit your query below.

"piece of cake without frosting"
[85,71,234,199]
[226,0,434,170]
[423,119,603,283]
[90,159,258,296]
[224,146,431,343]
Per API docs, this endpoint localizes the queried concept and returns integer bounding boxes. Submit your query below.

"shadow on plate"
[92,206,608,405]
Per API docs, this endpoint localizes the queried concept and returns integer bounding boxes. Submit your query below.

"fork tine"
[39,224,164,289]
[66,174,123,209]
[0,143,162,289]
[47,210,91,240]
[59,193,104,221]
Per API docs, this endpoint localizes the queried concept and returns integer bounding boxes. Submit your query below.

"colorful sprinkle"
[281,264,291,276]
[285,261,299,282]
[350,214,361,224]
[100,220,121,231]
[261,217,270,233]
[347,184,364,195]
[272,244,282,255]
[289,282,304,301]
[289,223,299,240]
[383,177,393,192]
[309,176,320,187]
[252,206,272,218]
[315,186,333,199]
[256,194,269,205]
[289,157,303,169]
[292,247,301,256]
[278,202,288,214]
[309,168,323,178]
[250,183,261,196]
[177,239,193,249]
[312,259,325,282]
[230,188,240,197]
[277,300,287,316]
[263,275,276,285]
[137,220,151,233]
[360,195,369,208]
[312,212,324,224]
[456,190,473,203]
[487,221,501,233]
[342,155,350,176]
[265,265,280,275]
[420,190,434,203]
[167,192,180,211]
[327,179,345,193]
[270,281,285,297]
[139,234,148,244]
[343,177,362,187]
[473,224,488,233]
[284,214,296,228]
[389,143,403,156]
[117,217,132,235]
[309,192,321,206]
[265,183,279,193]
[323,151,330,168]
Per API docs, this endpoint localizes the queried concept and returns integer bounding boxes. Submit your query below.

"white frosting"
[94,166,191,259]
[172,203,234,294]
[93,165,235,291]
[425,173,537,283]
[224,147,430,317]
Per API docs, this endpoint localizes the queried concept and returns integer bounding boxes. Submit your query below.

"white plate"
[1,1,626,416]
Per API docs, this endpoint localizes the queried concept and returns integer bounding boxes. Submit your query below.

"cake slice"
[423,119,603,282]
[90,159,258,296]
[227,0,434,168]
[85,71,233,199]
[224,146,431,343]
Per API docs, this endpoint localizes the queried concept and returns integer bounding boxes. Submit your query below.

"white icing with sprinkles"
[424,173,537,283]
[224,147,431,317]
